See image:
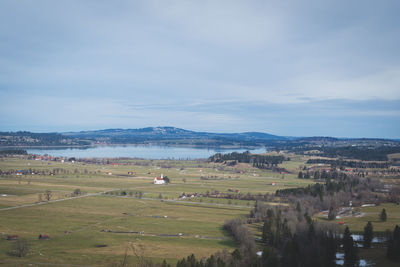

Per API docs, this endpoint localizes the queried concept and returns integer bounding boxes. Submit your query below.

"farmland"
[0,154,312,266]
[1,151,400,266]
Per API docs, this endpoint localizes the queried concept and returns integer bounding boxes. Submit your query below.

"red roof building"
[7,235,18,240]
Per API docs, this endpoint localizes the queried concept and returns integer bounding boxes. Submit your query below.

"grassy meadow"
[0,155,314,266]
[1,155,399,266]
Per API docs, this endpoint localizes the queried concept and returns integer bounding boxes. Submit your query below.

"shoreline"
[0,143,265,150]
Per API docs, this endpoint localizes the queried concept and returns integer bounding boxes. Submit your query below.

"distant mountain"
[62,127,286,145]
[1,127,399,149]
[296,136,339,142]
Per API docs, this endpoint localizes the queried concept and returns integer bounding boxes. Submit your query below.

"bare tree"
[110,242,159,267]
[12,239,30,258]
[38,193,43,202]
[328,206,336,220]
[44,190,52,201]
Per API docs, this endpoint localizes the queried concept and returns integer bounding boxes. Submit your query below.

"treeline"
[0,131,89,146]
[387,225,400,262]
[0,168,98,176]
[123,207,400,267]
[209,151,287,166]
[276,176,376,203]
[275,179,361,202]
[0,149,27,155]
[276,183,327,199]
[174,173,400,267]
[124,196,400,267]
[175,218,259,267]
[299,146,400,161]
[201,190,275,202]
[259,206,339,267]
[298,169,349,180]
[306,158,390,168]
[252,163,288,173]
[277,174,394,212]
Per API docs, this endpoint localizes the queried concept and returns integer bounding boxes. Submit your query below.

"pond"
[336,253,374,266]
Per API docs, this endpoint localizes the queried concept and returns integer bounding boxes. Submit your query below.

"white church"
[154,174,165,185]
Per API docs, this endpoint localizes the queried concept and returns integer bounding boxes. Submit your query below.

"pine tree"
[176,258,186,267]
[261,247,279,267]
[206,255,216,267]
[387,225,400,262]
[262,218,273,244]
[281,237,299,267]
[307,223,316,241]
[343,227,359,267]
[324,231,337,267]
[298,171,303,179]
[363,221,373,249]
[161,259,169,267]
[296,201,301,213]
[186,254,196,266]
[380,208,387,222]
[231,249,241,263]
[328,206,336,220]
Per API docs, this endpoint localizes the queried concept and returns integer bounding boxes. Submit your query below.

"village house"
[154,174,165,185]
[38,234,50,240]
[7,235,18,240]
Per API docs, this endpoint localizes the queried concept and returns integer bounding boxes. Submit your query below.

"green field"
[1,156,399,266]
[315,203,400,233]
[0,156,316,266]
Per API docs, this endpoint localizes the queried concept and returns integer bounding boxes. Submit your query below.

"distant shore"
[0,143,264,150]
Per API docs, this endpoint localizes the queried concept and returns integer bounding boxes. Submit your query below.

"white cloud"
[1,0,400,137]
[144,0,287,48]
[289,67,400,101]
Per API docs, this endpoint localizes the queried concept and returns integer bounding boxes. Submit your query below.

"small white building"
[154,174,165,185]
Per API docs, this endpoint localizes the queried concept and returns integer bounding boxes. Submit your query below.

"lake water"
[26,145,266,159]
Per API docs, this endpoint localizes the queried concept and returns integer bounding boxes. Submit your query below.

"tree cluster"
[387,225,400,262]
[342,227,359,267]
[298,170,349,180]
[306,159,390,169]
[259,205,339,267]
[0,149,27,155]
[301,146,400,161]
[209,151,287,166]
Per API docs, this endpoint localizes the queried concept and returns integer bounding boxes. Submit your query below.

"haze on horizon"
[0,0,399,139]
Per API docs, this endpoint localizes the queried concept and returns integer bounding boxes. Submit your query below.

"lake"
[26,145,266,159]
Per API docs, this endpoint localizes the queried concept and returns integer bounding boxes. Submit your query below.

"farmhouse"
[154,174,165,185]
[7,235,18,240]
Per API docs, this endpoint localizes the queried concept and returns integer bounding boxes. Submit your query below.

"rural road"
[107,195,253,209]
[0,186,253,211]
[0,189,118,211]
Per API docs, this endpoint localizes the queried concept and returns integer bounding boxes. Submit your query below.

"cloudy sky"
[1,0,399,138]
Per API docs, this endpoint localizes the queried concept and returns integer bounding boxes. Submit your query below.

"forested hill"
[1,128,399,154]
[62,127,285,142]
[0,131,90,147]
[0,127,285,147]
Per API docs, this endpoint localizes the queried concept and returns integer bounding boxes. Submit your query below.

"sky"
[0,0,399,138]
